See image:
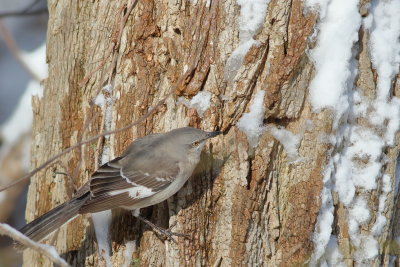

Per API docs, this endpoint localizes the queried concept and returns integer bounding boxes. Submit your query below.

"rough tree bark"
[22,0,400,266]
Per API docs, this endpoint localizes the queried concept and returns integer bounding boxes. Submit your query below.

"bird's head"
[166,127,221,160]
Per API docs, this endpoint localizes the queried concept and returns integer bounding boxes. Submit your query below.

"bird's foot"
[133,214,189,243]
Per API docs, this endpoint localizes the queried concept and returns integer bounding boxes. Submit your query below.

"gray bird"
[19,127,220,245]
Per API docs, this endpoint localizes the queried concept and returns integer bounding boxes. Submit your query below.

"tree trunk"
[23,0,400,266]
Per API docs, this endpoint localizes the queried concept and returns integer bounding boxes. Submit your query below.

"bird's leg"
[132,211,190,243]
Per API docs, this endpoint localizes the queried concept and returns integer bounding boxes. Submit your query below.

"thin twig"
[0,0,193,193]
[0,20,41,82]
[33,0,136,193]
[106,0,138,85]
[0,0,47,18]
[0,91,173,192]
[0,8,47,18]
[0,223,70,267]
[79,0,137,87]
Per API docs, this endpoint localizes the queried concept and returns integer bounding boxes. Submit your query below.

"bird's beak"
[207,131,222,139]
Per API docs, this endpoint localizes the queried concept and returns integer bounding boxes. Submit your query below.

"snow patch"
[92,211,112,267]
[0,43,47,150]
[21,44,48,80]
[94,94,105,107]
[355,235,379,263]
[320,235,345,267]
[310,185,334,266]
[236,90,266,147]
[95,83,115,164]
[0,223,69,267]
[334,126,384,200]
[123,241,137,267]
[368,0,400,101]
[224,0,270,83]
[92,83,115,267]
[349,197,370,226]
[309,0,400,264]
[371,214,386,236]
[266,126,302,163]
[224,39,260,82]
[0,81,42,148]
[178,91,212,117]
[307,0,361,120]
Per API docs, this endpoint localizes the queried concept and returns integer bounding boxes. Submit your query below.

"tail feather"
[17,194,88,248]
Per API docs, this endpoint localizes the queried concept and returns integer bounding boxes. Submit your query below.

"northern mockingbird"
[18,127,220,245]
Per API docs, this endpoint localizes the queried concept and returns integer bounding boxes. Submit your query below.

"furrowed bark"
[23,0,400,266]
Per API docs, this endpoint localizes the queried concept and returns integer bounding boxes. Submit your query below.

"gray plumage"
[18,127,220,246]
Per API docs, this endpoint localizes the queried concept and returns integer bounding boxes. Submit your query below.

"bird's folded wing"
[79,155,180,213]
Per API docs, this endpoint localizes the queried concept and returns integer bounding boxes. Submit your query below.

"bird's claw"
[150,222,190,244]
[134,214,190,243]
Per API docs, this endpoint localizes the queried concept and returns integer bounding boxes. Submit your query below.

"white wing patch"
[107,185,154,199]
[110,169,155,199]
[120,170,141,186]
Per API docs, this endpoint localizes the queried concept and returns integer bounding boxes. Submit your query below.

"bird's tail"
[17,193,89,248]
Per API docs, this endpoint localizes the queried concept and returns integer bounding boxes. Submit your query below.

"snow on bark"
[178,91,212,118]
[92,83,115,267]
[309,0,400,264]
[224,0,270,83]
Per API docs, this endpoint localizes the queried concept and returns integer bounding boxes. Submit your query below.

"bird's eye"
[191,141,200,147]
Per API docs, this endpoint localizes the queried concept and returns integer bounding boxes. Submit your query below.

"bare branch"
[79,0,138,87]
[0,223,70,267]
[0,90,173,192]
[0,8,47,18]
[0,0,195,194]
[0,0,47,18]
[0,20,41,82]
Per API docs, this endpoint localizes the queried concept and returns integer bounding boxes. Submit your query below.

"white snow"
[310,185,334,266]
[92,211,112,267]
[95,83,115,164]
[20,44,48,81]
[334,126,384,201]
[236,90,266,147]
[0,223,69,267]
[349,197,370,226]
[355,235,379,262]
[224,0,270,82]
[94,94,105,107]
[123,240,137,267]
[371,174,391,236]
[266,126,301,163]
[371,214,386,236]
[0,81,42,148]
[96,84,114,134]
[309,0,400,264]
[368,0,400,101]
[304,0,330,18]
[382,174,392,193]
[367,0,400,145]
[307,0,360,119]
[0,43,47,150]
[320,235,345,267]
[224,39,260,82]
[333,154,355,206]
[178,91,212,117]
[92,83,115,267]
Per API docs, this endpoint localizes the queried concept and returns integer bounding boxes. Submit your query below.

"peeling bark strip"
[23,0,399,267]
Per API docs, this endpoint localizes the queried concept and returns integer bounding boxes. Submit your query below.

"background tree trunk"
[23,0,400,266]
